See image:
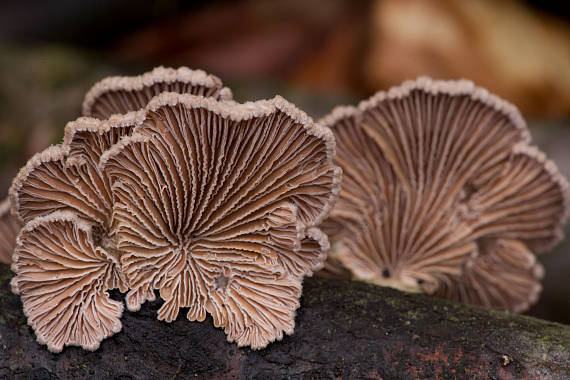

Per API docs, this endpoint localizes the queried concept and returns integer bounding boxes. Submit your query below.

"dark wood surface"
[0,264,568,379]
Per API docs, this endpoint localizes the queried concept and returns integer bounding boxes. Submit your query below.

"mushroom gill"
[10,211,127,353]
[320,77,569,311]
[436,238,544,313]
[100,92,341,348]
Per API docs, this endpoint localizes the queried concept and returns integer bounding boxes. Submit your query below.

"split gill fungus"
[320,77,570,313]
[3,69,568,354]
[7,67,341,352]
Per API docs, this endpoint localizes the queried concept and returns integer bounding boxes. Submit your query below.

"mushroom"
[320,77,569,311]
[10,211,127,353]
[9,67,235,351]
[8,119,135,352]
[0,197,20,264]
[99,92,341,348]
[434,145,569,311]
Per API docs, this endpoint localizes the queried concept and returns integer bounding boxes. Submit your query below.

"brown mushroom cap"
[10,116,141,229]
[464,144,570,254]
[10,211,127,352]
[9,143,114,228]
[74,67,234,165]
[432,145,569,311]
[0,197,20,265]
[205,263,302,348]
[82,66,233,120]
[100,92,340,348]
[320,77,569,310]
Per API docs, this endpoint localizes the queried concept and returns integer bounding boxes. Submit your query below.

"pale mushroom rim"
[82,66,234,117]
[320,77,531,146]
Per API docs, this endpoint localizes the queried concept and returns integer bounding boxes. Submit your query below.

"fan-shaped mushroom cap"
[100,92,340,348]
[320,77,569,310]
[9,116,150,340]
[82,66,233,120]
[205,262,302,349]
[0,197,20,264]
[10,211,127,353]
[9,143,114,229]
[463,144,570,253]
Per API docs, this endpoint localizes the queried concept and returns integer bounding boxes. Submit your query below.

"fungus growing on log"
[7,67,240,352]
[320,77,569,311]
[0,197,20,264]
[100,93,340,348]
[436,238,544,313]
[8,66,340,352]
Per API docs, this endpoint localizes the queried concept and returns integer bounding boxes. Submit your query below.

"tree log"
[0,264,568,379]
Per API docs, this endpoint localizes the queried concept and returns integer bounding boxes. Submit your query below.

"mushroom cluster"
[320,77,569,312]
[2,70,567,352]
[6,67,341,352]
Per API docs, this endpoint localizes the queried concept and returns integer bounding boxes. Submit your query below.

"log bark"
[0,264,568,379]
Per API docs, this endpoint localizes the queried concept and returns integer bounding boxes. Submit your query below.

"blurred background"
[0,0,569,323]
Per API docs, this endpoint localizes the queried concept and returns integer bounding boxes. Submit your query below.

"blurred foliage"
[0,45,120,194]
[365,0,570,118]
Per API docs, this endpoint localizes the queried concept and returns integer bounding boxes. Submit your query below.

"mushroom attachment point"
[99,92,340,349]
[319,77,570,312]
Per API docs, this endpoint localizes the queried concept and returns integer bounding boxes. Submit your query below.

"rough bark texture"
[0,264,568,379]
